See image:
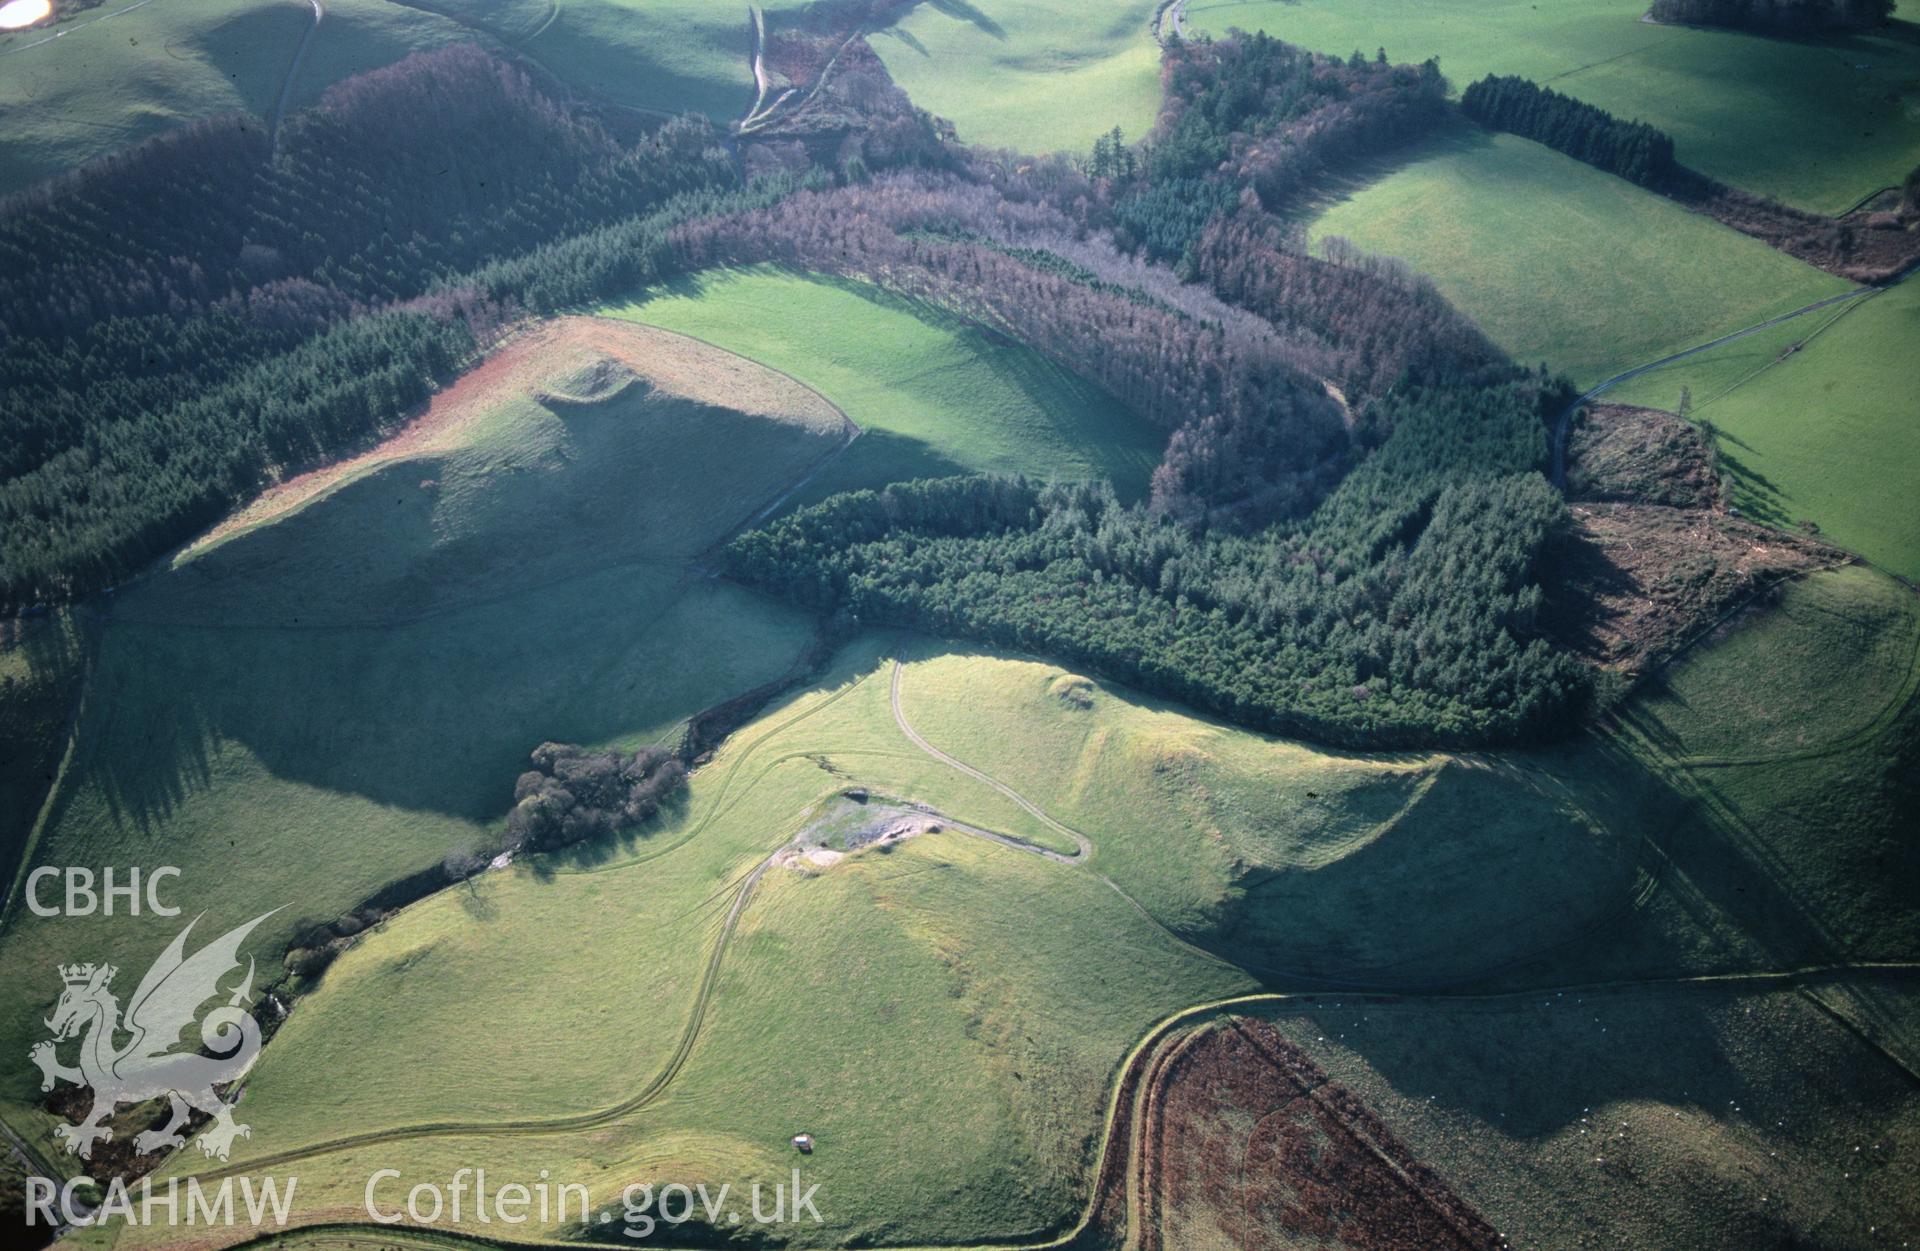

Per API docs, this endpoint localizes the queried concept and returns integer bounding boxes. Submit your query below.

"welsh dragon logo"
[29,911,276,1162]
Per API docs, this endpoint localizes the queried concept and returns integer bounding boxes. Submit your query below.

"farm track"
[888,658,1090,861]
[270,0,326,153]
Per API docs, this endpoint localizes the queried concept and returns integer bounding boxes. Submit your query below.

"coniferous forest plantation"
[1,1,1917,1249]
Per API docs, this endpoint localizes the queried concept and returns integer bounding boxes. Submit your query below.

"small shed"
[791,1133,816,1154]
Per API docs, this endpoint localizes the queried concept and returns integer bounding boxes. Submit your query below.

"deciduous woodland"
[4,29,1608,748]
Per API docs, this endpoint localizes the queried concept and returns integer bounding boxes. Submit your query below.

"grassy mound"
[606,266,1165,502]
[1607,281,1920,580]
[1307,125,1851,387]
[0,317,849,1112]
[892,648,1636,984]
[1190,0,1920,212]
[132,638,1252,1245]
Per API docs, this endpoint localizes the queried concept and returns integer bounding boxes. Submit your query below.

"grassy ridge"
[1188,0,1920,212]
[0,320,843,1110]
[1307,125,1851,387]
[1607,281,1920,581]
[607,267,1166,503]
[893,645,1636,984]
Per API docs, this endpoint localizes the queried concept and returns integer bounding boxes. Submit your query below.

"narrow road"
[1151,0,1188,44]
[1549,284,1880,486]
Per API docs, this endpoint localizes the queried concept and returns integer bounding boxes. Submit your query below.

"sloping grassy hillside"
[874,0,1164,155]
[0,319,847,1114]
[132,637,1253,1246]
[0,0,470,193]
[0,0,798,194]
[1308,125,1852,387]
[1611,565,1920,966]
[1607,281,1920,580]
[91,555,1920,1247]
[1189,0,1920,212]
[518,0,812,121]
[608,266,1166,503]
[151,637,1631,1237]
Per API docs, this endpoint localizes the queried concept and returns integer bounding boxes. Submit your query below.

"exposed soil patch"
[777,794,944,871]
[1139,1016,1499,1250]
[1544,404,1833,675]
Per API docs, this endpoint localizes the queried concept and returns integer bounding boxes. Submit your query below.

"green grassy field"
[608,266,1166,503]
[0,319,849,1115]
[0,611,83,891]
[1188,0,1920,212]
[1606,281,1920,581]
[1307,125,1853,387]
[518,0,808,121]
[120,636,1252,1246]
[115,559,1920,1245]
[873,0,1164,156]
[1609,565,1920,967]
[127,627,1627,1241]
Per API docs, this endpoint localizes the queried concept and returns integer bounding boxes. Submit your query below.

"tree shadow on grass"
[1715,446,1791,527]
[872,25,931,57]
[1279,113,1499,229]
[924,0,1007,40]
